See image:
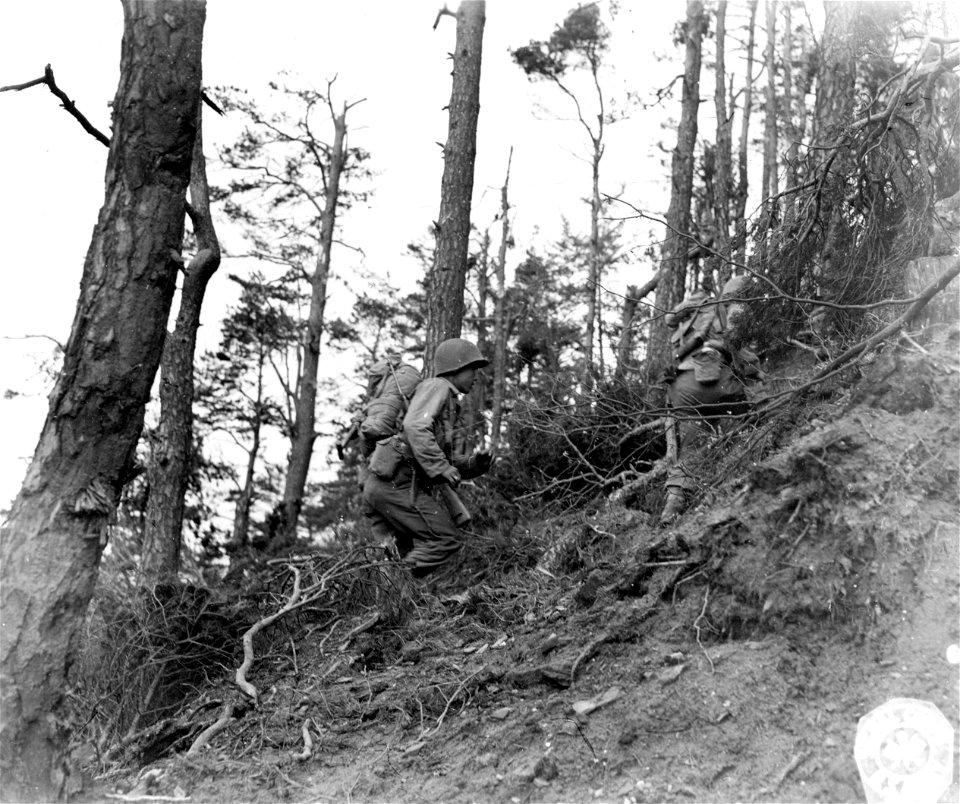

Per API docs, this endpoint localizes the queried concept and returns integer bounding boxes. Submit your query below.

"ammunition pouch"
[692,346,725,384]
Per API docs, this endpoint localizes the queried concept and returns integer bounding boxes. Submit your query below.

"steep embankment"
[103,329,959,804]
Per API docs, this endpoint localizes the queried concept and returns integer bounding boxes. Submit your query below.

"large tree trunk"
[140,114,221,584]
[647,0,704,379]
[425,0,485,374]
[0,1,204,799]
[274,109,348,549]
[713,0,732,282]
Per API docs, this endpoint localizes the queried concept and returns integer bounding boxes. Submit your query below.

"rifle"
[336,421,360,461]
[439,484,472,527]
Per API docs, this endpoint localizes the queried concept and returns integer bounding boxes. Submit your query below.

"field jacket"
[402,377,483,482]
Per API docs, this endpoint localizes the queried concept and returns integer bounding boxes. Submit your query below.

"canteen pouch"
[368,437,403,480]
[692,347,723,384]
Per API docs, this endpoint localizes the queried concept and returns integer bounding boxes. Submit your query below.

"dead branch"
[617,417,668,449]
[432,5,456,30]
[2,64,110,147]
[236,566,302,704]
[608,460,670,504]
[186,702,234,756]
[757,256,960,415]
[292,720,314,761]
[339,609,381,650]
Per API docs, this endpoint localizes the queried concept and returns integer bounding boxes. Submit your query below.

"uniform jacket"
[402,377,483,481]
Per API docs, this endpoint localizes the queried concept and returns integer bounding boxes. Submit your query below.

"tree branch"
[2,64,110,147]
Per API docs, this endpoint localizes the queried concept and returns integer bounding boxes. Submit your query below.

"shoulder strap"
[388,363,412,411]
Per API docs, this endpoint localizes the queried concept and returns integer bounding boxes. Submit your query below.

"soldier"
[362,338,492,577]
[660,275,757,525]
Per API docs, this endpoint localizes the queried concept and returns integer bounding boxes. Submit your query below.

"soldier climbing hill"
[360,338,493,577]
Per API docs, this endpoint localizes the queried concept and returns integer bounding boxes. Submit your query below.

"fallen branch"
[186,703,233,756]
[757,256,960,416]
[235,566,302,704]
[293,720,314,761]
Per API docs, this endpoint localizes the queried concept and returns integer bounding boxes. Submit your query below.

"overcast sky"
[0,0,702,509]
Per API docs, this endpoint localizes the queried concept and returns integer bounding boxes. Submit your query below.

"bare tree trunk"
[231,348,267,548]
[713,0,733,282]
[614,285,639,381]
[274,106,349,549]
[648,0,704,379]
[584,145,602,384]
[141,112,221,584]
[490,147,512,451]
[0,1,204,798]
[784,16,812,233]
[425,0,485,374]
[735,0,759,266]
[760,0,779,262]
[468,228,491,442]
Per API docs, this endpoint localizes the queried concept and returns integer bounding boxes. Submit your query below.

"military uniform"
[662,279,755,522]
[361,339,491,577]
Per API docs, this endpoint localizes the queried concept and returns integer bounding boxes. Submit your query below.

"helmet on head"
[434,338,489,376]
[721,274,748,299]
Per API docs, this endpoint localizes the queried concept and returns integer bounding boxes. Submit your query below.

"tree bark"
[490,147,512,451]
[648,0,704,379]
[760,0,779,262]
[0,1,204,799]
[713,0,732,282]
[425,0,485,374]
[274,107,348,549]
[614,285,639,381]
[141,112,221,584]
[734,0,758,266]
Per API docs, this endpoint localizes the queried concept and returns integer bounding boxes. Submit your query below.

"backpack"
[359,359,422,448]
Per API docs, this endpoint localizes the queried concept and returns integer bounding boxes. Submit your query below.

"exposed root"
[292,720,314,761]
[186,703,234,756]
[236,566,302,704]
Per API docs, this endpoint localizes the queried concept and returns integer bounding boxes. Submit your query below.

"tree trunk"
[734,0,758,266]
[584,145,602,384]
[614,285,639,381]
[812,1,859,267]
[468,228,491,444]
[648,0,704,379]
[0,1,204,798]
[274,108,348,549]
[713,0,732,282]
[425,0,485,374]
[140,112,221,584]
[490,147,512,451]
[231,350,267,549]
[760,0,779,262]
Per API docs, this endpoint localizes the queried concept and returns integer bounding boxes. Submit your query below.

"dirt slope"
[100,330,960,804]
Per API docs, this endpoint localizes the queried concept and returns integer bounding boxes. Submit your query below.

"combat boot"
[659,488,688,525]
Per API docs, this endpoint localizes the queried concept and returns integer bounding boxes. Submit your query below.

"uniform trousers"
[362,464,462,577]
[666,363,747,492]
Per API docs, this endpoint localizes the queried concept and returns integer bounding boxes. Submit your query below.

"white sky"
[0,0,708,510]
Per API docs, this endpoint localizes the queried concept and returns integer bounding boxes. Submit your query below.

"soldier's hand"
[441,465,461,488]
[472,450,493,474]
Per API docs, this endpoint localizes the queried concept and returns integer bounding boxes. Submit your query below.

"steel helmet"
[434,338,489,376]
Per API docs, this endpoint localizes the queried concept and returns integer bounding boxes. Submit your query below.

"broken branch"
[2,64,110,147]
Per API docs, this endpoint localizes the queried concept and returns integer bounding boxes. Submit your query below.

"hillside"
[91,325,959,804]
